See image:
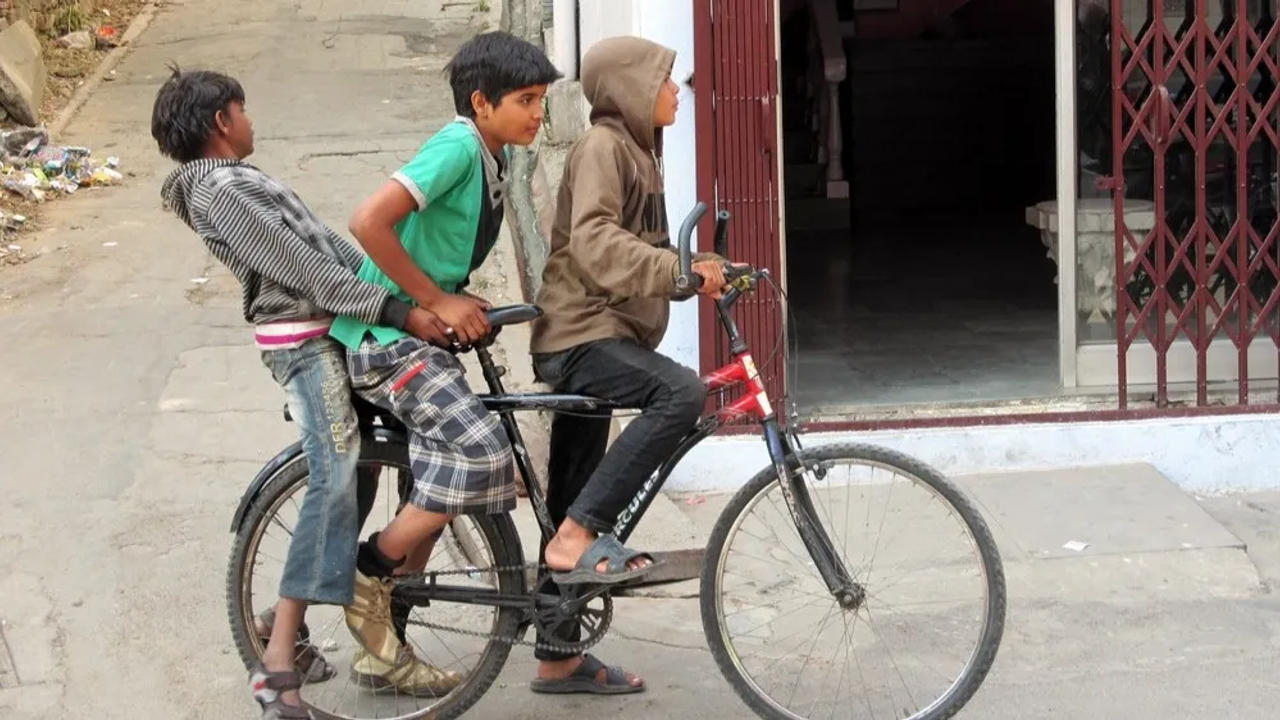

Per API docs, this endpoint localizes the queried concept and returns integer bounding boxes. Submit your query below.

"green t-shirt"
[331,121,506,348]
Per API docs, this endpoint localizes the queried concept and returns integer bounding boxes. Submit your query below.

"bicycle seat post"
[474,345,508,395]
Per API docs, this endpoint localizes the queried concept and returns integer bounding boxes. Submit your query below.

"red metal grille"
[694,0,785,418]
[1111,0,1280,408]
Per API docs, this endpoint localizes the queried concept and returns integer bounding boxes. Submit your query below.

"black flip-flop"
[529,653,645,695]
[549,534,662,585]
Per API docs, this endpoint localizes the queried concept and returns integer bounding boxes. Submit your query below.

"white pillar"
[1054,0,1079,388]
[553,0,578,79]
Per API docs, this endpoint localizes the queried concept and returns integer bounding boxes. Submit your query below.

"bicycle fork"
[763,418,864,610]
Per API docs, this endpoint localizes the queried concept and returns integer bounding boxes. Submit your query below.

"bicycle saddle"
[485,304,542,328]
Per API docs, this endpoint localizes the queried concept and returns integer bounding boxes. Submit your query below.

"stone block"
[545,79,589,145]
[0,20,45,126]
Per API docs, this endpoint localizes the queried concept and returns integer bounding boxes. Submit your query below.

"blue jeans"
[262,336,362,605]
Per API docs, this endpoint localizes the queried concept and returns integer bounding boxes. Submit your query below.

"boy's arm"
[205,181,412,329]
[327,226,368,274]
[348,181,491,345]
[567,136,681,298]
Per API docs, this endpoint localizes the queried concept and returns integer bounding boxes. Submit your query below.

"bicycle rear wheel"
[227,438,524,720]
[701,443,1005,720]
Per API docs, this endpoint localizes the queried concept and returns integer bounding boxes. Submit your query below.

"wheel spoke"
[708,448,1004,720]
[232,454,521,719]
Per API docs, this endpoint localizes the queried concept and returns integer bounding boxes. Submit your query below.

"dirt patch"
[1,1,146,270]
[36,0,150,121]
[0,194,42,264]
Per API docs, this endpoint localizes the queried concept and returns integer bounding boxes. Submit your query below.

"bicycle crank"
[397,563,614,656]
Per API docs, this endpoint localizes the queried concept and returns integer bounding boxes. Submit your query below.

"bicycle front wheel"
[701,443,1005,720]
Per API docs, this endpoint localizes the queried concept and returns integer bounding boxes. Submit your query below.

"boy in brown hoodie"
[528,36,728,694]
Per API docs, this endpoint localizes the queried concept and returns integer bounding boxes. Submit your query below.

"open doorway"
[781,0,1059,413]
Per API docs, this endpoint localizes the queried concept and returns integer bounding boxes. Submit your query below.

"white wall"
[577,0,641,48]
[670,414,1280,493]
[578,0,702,371]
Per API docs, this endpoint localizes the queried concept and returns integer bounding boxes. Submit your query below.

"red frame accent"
[694,0,784,412]
[703,352,771,422]
[694,0,717,379]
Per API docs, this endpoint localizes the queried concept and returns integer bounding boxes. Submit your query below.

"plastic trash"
[89,168,124,186]
[56,30,94,50]
[3,175,40,201]
[95,25,121,49]
[2,127,48,155]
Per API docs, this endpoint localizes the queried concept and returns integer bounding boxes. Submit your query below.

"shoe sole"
[549,559,665,586]
[349,668,455,698]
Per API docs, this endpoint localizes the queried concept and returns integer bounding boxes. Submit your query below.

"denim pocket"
[261,348,301,387]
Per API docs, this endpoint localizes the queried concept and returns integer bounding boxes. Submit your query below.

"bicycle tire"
[226,437,525,720]
[700,442,1006,720]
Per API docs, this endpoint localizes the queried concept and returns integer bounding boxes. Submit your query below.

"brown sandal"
[256,607,337,683]
[249,663,311,719]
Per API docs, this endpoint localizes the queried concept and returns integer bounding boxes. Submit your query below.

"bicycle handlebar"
[674,202,708,293]
[674,203,755,293]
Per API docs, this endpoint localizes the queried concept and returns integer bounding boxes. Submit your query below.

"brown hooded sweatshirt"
[530,36,683,354]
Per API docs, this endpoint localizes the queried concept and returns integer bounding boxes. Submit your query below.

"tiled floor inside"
[786,217,1062,411]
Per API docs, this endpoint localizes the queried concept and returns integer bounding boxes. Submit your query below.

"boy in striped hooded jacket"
[154,66,451,718]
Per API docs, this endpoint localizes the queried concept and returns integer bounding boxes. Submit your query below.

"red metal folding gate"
[693,0,785,416]
[1110,0,1280,409]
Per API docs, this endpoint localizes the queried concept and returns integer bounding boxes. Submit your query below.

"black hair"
[150,65,246,162]
[445,31,562,118]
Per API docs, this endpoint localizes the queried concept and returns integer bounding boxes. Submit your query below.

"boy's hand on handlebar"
[428,293,491,345]
[692,260,728,299]
[404,307,454,348]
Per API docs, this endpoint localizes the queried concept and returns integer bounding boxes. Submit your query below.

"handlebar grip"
[678,203,708,263]
[713,210,731,258]
[675,203,708,288]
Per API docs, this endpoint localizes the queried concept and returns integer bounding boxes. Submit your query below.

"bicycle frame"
[473,278,860,605]
[233,203,862,610]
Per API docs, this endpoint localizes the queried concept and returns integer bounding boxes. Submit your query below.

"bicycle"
[225,204,1006,720]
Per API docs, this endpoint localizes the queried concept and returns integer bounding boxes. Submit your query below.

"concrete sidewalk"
[478,463,1280,720]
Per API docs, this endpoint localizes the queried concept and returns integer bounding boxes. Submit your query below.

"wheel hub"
[835,583,866,610]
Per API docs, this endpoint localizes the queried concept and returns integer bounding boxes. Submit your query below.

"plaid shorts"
[347,337,516,515]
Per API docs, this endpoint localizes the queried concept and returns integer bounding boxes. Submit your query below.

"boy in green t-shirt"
[328,31,560,695]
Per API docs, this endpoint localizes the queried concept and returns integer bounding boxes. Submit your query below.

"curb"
[49,1,160,139]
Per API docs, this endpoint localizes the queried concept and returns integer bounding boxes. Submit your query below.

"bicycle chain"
[397,563,613,656]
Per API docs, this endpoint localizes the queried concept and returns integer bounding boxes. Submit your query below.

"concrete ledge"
[669,412,1280,493]
[958,464,1243,560]
[0,19,43,126]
